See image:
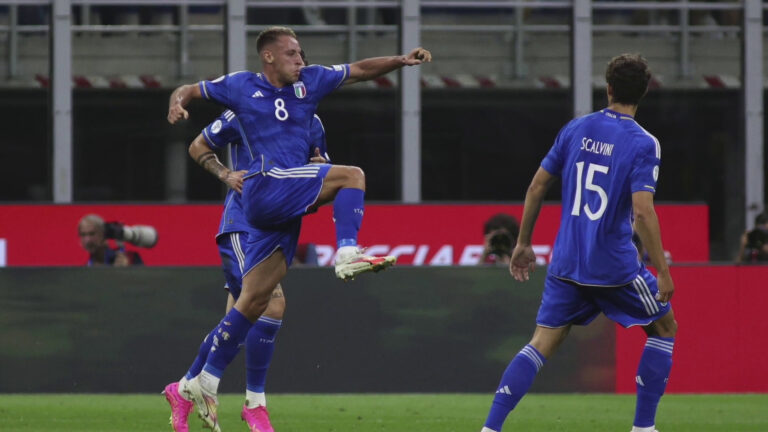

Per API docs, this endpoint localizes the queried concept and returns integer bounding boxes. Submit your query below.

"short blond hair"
[256,26,297,53]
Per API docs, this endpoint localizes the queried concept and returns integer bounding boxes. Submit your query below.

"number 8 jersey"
[540,108,661,286]
[198,64,349,174]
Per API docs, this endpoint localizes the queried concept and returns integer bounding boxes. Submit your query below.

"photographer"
[480,213,521,266]
[737,211,768,263]
[78,214,155,266]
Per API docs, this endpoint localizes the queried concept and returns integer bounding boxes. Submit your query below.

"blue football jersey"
[202,110,330,237]
[541,109,661,286]
[198,64,348,174]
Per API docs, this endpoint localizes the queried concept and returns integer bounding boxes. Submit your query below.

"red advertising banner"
[0,203,708,266]
[615,265,768,393]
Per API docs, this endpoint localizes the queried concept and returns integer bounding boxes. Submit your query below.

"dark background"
[0,88,758,259]
[0,266,614,394]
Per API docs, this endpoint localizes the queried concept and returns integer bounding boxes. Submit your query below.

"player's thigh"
[237,249,288,320]
[536,274,601,328]
[217,232,248,300]
[242,164,331,227]
[310,165,365,210]
[589,268,671,328]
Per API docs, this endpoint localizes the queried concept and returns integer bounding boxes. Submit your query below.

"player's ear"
[606,84,614,102]
[263,49,274,64]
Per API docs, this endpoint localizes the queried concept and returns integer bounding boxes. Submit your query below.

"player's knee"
[263,295,286,320]
[237,290,271,321]
[646,314,677,338]
[664,318,678,337]
[347,166,365,188]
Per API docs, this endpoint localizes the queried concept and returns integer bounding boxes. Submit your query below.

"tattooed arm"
[188,134,247,193]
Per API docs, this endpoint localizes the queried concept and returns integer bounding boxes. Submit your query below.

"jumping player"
[167,26,431,431]
[163,50,330,432]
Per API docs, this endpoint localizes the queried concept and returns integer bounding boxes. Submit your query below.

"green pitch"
[1,393,766,431]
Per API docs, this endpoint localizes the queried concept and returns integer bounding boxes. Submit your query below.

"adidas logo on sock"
[636,376,645,387]
[496,385,512,395]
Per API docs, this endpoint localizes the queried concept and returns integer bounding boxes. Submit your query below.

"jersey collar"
[601,108,634,121]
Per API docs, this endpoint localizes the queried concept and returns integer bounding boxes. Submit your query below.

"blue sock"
[634,337,674,428]
[184,329,215,380]
[245,316,282,392]
[333,188,365,248]
[484,344,546,431]
[202,308,253,378]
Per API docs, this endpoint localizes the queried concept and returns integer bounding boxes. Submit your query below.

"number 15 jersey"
[540,109,662,287]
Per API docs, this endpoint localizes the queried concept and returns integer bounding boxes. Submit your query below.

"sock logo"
[636,376,645,387]
[495,385,512,395]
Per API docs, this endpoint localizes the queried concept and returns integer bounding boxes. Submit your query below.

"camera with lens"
[104,222,158,248]
[482,213,521,264]
[742,211,768,262]
[488,229,514,258]
[744,228,768,261]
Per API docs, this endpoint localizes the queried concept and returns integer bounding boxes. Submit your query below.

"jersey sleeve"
[540,124,569,177]
[198,71,246,108]
[300,64,350,100]
[630,135,661,194]
[202,110,242,150]
[309,114,330,163]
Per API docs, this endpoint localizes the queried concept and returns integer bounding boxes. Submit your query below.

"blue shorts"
[240,164,330,272]
[242,164,331,228]
[536,267,671,328]
[242,220,302,276]
[217,231,248,299]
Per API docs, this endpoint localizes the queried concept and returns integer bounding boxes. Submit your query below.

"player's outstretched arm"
[167,84,202,124]
[632,191,674,302]
[345,47,432,85]
[188,134,246,193]
[510,167,557,282]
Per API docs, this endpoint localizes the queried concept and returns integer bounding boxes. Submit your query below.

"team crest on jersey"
[293,81,307,99]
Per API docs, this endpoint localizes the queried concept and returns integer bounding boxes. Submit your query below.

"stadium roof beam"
[52,0,72,203]
[743,1,764,227]
[401,0,421,203]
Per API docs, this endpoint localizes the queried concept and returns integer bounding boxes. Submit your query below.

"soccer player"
[167,26,431,431]
[480,54,677,432]
[163,110,329,432]
[163,50,329,432]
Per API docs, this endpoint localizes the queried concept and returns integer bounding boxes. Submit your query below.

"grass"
[0,393,766,431]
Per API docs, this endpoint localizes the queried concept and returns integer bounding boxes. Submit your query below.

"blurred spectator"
[737,211,768,263]
[78,214,144,267]
[480,213,520,266]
